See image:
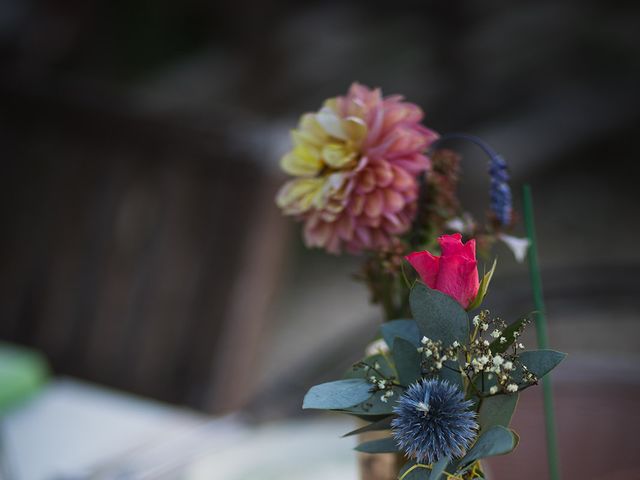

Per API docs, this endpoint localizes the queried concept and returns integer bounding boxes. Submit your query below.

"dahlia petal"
[384,189,405,213]
[393,153,430,175]
[364,190,384,218]
[356,169,376,194]
[391,166,415,191]
[373,161,394,187]
[280,147,323,176]
[322,143,356,168]
[275,178,324,214]
[343,116,368,146]
[316,106,348,140]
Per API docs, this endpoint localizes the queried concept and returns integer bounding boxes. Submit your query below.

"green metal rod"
[522,184,561,480]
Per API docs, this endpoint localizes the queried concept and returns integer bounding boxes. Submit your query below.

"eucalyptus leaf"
[478,393,519,430]
[342,416,393,437]
[393,337,422,386]
[410,284,469,348]
[489,317,525,354]
[467,259,497,311]
[429,456,450,480]
[303,379,373,410]
[381,319,421,349]
[341,386,402,416]
[399,461,428,480]
[438,360,464,391]
[344,353,395,380]
[515,349,566,383]
[354,436,399,454]
[458,426,517,468]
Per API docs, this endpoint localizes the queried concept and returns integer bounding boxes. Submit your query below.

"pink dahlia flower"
[276,82,438,253]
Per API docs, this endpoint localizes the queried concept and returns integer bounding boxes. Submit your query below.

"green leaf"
[341,386,402,416]
[458,426,517,468]
[514,349,566,383]
[429,456,450,479]
[478,393,519,430]
[489,317,525,354]
[409,284,469,348]
[393,337,422,386]
[354,436,399,454]
[344,353,395,380]
[380,319,421,349]
[303,379,373,410]
[342,416,393,437]
[438,359,464,391]
[467,259,497,311]
[399,461,428,480]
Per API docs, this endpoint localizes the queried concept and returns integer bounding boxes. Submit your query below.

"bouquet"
[276,83,565,479]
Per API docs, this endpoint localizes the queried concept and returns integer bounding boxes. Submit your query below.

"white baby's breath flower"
[491,329,502,339]
[507,384,518,393]
[421,336,429,345]
[503,361,513,370]
[365,338,389,356]
[490,386,498,395]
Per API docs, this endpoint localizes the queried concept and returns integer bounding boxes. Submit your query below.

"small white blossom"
[513,331,520,338]
[425,349,433,357]
[490,386,499,395]
[421,336,429,345]
[369,376,377,382]
[385,390,394,397]
[417,347,424,353]
[374,362,381,369]
[504,361,513,370]
[380,395,388,403]
[483,340,490,347]
[479,355,490,365]
[378,380,386,389]
[518,343,525,349]
[507,384,519,393]
[500,337,507,344]
[472,316,480,327]
[452,341,459,348]
[481,323,489,331]
[493,355,504,366]
[491,329,502,338]
[435,361,443,369]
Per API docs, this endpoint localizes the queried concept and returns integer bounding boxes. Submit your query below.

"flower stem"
[523,184,561,480]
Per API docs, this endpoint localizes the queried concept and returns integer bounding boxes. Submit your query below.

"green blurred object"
[523,185,561,480]
[0,342,49,415]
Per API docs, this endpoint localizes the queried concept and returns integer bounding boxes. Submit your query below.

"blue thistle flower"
[489,154,512,226]
[391,378,478,465]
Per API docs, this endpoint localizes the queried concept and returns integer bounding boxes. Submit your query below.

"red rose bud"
[406,233,480,309]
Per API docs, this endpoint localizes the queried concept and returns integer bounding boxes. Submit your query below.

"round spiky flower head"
[391,378,478,465]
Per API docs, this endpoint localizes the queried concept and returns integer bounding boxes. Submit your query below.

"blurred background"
[1,0,639,479]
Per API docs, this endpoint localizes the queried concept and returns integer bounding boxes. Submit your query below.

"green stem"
[522,184,561,480]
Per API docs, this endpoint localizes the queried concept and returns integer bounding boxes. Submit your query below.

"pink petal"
[405,251,440,289]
